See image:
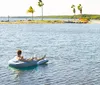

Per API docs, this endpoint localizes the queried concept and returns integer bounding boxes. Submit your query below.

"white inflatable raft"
[8,58,48,68]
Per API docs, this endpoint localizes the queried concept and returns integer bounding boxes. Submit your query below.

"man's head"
[17,50,22,55]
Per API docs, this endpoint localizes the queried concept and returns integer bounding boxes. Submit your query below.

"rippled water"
[1,23,100,85]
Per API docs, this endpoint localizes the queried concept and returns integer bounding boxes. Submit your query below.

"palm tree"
[27,6,35,20]
[38,0,44,20]
[77,4,82,17]
[71,5,76,20]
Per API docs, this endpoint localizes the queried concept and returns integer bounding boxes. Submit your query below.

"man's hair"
[17,50,22,55]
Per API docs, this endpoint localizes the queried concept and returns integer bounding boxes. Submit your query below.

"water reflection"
[8,64,48,79]
[8,66,38,78]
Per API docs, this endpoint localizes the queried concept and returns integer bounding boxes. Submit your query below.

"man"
[16,50,46,62]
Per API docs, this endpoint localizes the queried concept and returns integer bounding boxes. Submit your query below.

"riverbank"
[89,20,100,24]
[0,20,89,24]
[0,20,64,24]
[0,19,99,24]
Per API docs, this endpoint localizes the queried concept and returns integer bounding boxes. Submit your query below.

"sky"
[0,0,100,16]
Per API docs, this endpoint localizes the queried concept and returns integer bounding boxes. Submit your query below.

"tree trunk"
[74,13,75,21]
[32,13,33,20]
[41,6,43,20]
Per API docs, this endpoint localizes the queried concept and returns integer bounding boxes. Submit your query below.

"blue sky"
[0,0,100,16]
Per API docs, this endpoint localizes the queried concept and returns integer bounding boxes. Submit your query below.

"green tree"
[77,4,82,17]
[38,0,44,20]
[27,6,35,20]
[71,5,76,19]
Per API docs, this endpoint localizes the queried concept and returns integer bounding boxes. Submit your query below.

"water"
[0,23,100,85]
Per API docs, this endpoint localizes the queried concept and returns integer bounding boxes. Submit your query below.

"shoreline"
[89,20,100,24]
[0,20,100,24]
[0,20,64,24]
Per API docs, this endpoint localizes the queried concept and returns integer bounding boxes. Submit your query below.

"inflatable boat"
[8,58,48,68]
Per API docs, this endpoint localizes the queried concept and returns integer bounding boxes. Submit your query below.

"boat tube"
[8,58,48,68]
